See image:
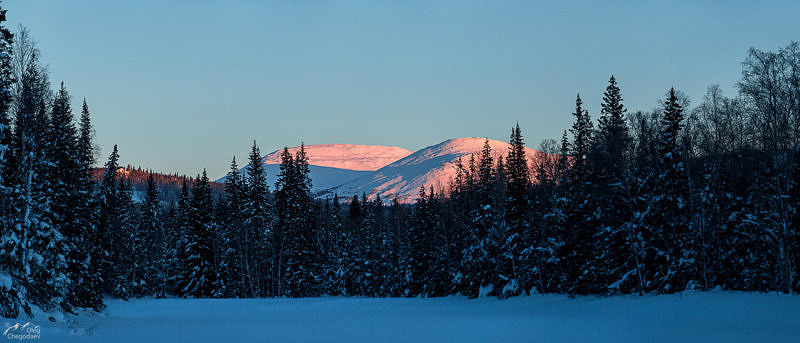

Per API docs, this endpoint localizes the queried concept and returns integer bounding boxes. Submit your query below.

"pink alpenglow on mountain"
[328,137,552,203]
[260,144,413,171]
[217,144,413,192]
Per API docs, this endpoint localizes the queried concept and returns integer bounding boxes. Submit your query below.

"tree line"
[0,4,798,319]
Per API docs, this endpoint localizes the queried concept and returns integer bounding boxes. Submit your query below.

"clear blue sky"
[5,0,799,178]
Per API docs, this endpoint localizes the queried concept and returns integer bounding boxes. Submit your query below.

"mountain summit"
[219,138,547,203]
[217,144,412,191]
[259,144,413,171]
[324,137,546,203]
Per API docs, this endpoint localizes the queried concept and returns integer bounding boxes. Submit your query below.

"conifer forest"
[0,2,798,335]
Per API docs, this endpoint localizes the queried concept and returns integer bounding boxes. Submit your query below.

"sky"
[5,0,800,178]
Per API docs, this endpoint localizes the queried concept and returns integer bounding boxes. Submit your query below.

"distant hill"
[91,166,225,203]
[216,143,413,192]
[215,138,552,204]
[327,137,551,203]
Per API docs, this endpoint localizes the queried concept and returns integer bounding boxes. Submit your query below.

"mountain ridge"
[215,138,549,203]
[324,137,547,203]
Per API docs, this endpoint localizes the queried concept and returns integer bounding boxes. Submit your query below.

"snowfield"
[28,292,800,342]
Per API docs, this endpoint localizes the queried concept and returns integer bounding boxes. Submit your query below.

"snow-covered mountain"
[218,139,549,203]
[324,137,547,203]
[259,144,413,171]
[216,144,413,191]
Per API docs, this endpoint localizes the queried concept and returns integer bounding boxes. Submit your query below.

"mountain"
[259,144,413,171]
[217,144,413,192]
[324,137,549,203]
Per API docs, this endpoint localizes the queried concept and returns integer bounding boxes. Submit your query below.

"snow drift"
[40,292,800,342]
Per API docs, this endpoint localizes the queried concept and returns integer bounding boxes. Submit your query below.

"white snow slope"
[35,292,800,342]
[328,137,550,203]
[216,144,413,192]
[259,144,413,171]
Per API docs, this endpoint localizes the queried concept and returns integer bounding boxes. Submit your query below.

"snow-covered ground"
[22,292,800,342]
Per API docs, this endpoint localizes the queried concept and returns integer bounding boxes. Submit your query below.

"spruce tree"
[323,194,347,295]
[349,194,362,222]
[570,94,594,170]
[170,178,192,295]
[138,173,162,297]
[72,98,102,309]
[564,95,600,295]
[406,187,436,296]
[98,145,120,295]
[45,83,80,311]
[501,124,531,297]
[591,76,637,294]
[0,3,20,317]
[649,88,693,292]
[461,140,499,297]
[279,144,321,297]
[241,141,271,296]
[8,51,55,312]
[111,177,138,299]
[594,75,630,172]
[221,156,245,297]
[178,170,217,297]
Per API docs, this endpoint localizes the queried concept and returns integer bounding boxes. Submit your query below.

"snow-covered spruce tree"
[534,131,571,293]
[406,187,434,296]
[358,196,378,296]
[439,198,465,297]
[501,124,531,297]
[278,144,322,297]
[338,194,359,295]
[178,170,217,298]
[272,147,293,297]
[449,157,471,295]
[211,194,231,297]
[406,187,449,297]
[168,178,191,295]
[342,195,362,295]
[648,88,694,293]
[0,3,21,317]
[372,195,398,297]
[322,194,348,295]
[97,145,120,295]
[6,48,60,313]
[386,198,409,297]
[241,141,271,297]
[72,99,103,310]
[427,189,450,296]
[562,94,601,295]
[45,83,94,311]
[138,173,162,297]
[570,94,594,171]
[460,140,500,297]
[589,76,638,294]
[111,177,139,299]
[220,156,244,297]
[348,194,362,222]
